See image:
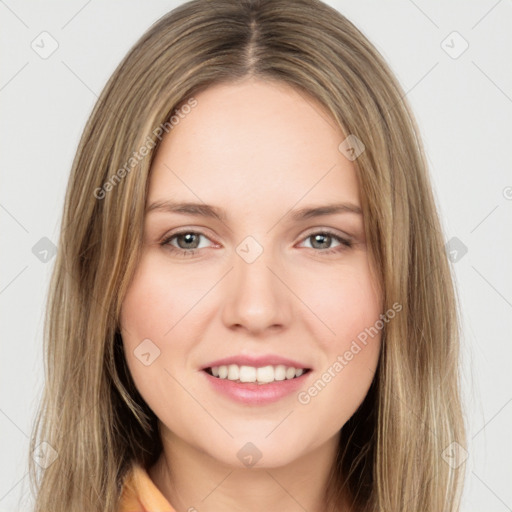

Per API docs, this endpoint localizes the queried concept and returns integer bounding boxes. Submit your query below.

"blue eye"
[160,229,353,257]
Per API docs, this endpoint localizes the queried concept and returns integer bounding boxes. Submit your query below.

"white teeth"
[256,365,274,383]
[274,365,286,381]
[227,364,239,380]
[239,365,256,382]
[208,364,307,384]
[285,366,296,379]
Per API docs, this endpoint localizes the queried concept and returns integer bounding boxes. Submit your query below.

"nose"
[220,245,293,335]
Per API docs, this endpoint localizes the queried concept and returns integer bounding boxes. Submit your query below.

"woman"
[28,0,466,511]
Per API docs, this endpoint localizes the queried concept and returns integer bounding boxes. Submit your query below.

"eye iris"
[311,233,331,249]
[177,233,200,249]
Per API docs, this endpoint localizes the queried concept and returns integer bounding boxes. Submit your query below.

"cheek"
[337,274,381,353]
[118,255,186,389]
[119,253,201,344]
[296,260,382,415]
[118,252,222,404]
[301,259,382,350]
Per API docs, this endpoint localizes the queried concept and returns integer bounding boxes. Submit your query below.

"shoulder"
[118,460,176,512]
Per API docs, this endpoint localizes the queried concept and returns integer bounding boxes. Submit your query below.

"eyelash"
[159,229,353,257]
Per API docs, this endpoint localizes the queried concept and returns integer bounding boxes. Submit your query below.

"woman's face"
[119,77,382,469]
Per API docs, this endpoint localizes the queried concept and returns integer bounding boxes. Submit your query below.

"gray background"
[1,1,511,510]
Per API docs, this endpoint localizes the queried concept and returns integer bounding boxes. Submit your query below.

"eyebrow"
[145,200,362,222]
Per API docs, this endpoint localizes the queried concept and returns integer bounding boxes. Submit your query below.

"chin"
[203,433,309,470]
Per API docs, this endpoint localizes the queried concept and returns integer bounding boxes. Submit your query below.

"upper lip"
[201,355,311,371]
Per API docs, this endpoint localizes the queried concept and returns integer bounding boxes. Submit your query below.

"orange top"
[118,461,176,512]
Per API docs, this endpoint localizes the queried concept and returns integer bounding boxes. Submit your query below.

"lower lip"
[202,370,311,405]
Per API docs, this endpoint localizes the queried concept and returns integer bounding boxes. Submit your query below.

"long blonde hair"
[28,1,466,510]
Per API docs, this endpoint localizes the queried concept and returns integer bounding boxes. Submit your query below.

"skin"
[119,77,383,512]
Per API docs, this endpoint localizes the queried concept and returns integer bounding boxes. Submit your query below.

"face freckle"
[119,76,383,470]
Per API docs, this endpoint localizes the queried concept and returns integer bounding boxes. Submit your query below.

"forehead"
[147,78,360,214]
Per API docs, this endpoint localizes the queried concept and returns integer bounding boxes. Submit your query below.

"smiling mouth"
[203,365,311,385]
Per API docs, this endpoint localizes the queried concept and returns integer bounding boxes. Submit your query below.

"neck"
[149,427,348,512]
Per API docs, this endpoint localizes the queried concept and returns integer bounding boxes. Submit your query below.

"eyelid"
[160,226,218,243]
[300,226,353,241]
